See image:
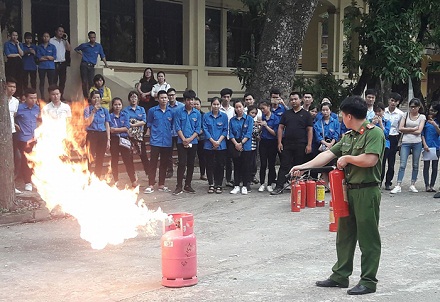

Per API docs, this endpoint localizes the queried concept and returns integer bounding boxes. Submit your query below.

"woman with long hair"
[123,90,149,179]
[391,98,426,193]
[89,74,112,109]
[229,100,254,195]
[202,97,228,194]
[84,90,110,179]
[257,100,279,193]
[137,67,157,112]
[150,71,171,101]
[421,103,440,192]
[109,97,137,188]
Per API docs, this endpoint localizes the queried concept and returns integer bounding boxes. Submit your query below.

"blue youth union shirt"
[174,107,201,145]
[15,103,40,142]
[147,105,173,147]
[202,111,228,150]
[84,106,110,131]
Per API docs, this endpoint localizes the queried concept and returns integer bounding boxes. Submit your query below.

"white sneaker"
[24,183,32,191]
[230,186,240,194]
[409,185,418,193]
[15,188,22,194]
[241,187,248,195]
[258,184,266,192]
[144,186,154,194]
[390,185,401,194]
[267,185,273,193]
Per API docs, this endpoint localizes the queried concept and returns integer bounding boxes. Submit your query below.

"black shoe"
[384,184,391,190]
[165,171,173,179]
[316,279,348,288]
[172,187,183,195]
[270,187,284,195]
[347,284,375,295]
[183,185,196,194]
[225,181,234,188]
[200,175,207,181]
[252,177,259,184]
[246,185,252,193]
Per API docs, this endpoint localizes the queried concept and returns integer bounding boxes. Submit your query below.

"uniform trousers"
[86,130,107,179]
[176,144,197,188]
[330,186,381,291]
[149,146,171,187]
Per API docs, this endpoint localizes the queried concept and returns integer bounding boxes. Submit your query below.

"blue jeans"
[397,142,423,183]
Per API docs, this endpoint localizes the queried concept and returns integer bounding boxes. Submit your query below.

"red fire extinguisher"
[316,179,326,207]
[290,181,301,212]
[328,200,337,232]
[306,179,316,208]
[299,180,306,209]
[161,213,198,287]
[329,169,349,218]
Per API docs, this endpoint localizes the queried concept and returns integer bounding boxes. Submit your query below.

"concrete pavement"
[1,170,440,302]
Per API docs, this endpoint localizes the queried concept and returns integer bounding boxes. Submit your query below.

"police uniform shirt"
[330,121,385,184]
[202,111,228,150]
[174,107,201,145]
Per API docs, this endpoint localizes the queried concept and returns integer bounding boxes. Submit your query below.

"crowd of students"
[7,59,440,196]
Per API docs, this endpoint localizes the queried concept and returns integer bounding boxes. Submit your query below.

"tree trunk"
[248,0,319,100]
[0,32,15,210]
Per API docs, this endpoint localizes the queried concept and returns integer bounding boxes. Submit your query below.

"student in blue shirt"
[74,31,109,98]
[203,97,228,194]
[270,87,287,118]
[36,32,57,99]
[4,30,24,95]
[109,97,137,188]
[194,97,207,180]
[123,91,149,180]
[422,104,440,192]
[165,87,184,178]
[22,32,37,90]
[84,90,110,179]
[229,100,254,195]
[15,88,40,191]
[173,89,201,195]
[372,102,391,187]
[145,90,174,193]
[257,100,280,193]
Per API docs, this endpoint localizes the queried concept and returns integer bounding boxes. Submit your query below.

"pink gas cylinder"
[161,213,198,287]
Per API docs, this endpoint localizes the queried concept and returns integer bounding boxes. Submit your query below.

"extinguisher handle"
[297,166,336,173]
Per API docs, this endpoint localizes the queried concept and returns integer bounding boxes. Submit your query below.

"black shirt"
[280,108,313,144]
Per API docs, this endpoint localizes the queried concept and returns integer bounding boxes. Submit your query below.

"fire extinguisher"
[290,180,301,212]
[316,179,326,207]
[299,180,306,209]
[329,169,349,218]
[306,179,316,208]
[328,200,337,232]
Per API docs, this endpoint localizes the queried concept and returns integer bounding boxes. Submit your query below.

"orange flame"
[27,100,170,250]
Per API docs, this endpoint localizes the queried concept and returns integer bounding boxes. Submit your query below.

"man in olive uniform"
[291,95,385,295]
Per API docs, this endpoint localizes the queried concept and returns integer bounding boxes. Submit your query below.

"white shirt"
[366,108,375,122]
[244,107,262,121]
[8,96,19,133]
[42,101,72,119]
[49,37,68,62]
[220,104,235,121]
[384,107,404,136]
[151,82,171,98]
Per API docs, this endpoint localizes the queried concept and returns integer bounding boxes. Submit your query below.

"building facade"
[2,0,355,103]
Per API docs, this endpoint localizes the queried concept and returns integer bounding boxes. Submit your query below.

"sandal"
[215,186,223,194]
[208,186,215,194]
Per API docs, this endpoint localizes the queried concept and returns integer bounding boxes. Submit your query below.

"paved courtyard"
[1,167,440,302]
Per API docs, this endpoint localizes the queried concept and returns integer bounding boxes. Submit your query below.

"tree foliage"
[344,0,440,100]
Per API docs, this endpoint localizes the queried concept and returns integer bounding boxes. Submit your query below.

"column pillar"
[301,13,321,72]
[327,6,337,73]
[135,0,143,63]
[22,0,32,34]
